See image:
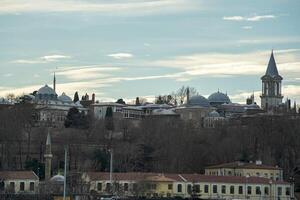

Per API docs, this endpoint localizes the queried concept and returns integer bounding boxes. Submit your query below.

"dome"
[208,110,220,117]
[38,84,57,95]
[208,91,231,104]
[50,174,65,182]
[58,92,72,103]
[188,95,210,107]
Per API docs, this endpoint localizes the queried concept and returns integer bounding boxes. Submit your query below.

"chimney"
[255,160,262,165]
[92,93,95,103]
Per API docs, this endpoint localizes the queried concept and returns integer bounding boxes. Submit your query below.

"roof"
[265,51,280,77]
[188,95,210,107]
[58,92,72,103]
[0,171,39,180]
[37,84,57,96]
[208,91,231,104]
[205,161,281,170]
[85,172,288,185]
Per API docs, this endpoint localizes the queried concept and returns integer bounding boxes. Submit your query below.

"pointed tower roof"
[46,131,51,145]
[265,50,279,77]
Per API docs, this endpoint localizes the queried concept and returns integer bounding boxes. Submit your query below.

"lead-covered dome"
[38,85,56,95]
[36,85,57,101]
[50,174,65,182]
[58,92,72,103]
[208,91,231,105]
[188,95,210,107]
[208,110,220,117]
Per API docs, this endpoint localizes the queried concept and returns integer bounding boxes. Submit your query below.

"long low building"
[0,171,39,194]
[82,172,294,200]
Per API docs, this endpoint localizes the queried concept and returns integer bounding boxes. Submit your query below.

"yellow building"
[0,171,39,194]
[83,172,293,200]
[205,160,283,180]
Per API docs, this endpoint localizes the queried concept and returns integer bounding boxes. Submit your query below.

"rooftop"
[0,171,39,180]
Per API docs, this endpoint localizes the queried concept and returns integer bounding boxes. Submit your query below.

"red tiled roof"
[205,161,281,170]
[0,171,39,180]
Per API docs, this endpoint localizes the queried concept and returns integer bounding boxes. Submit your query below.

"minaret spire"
[44,129,53,181]
[53,72,56,92]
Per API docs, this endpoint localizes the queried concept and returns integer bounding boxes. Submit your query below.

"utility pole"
[63,146,67,200]
[110,148,113,194]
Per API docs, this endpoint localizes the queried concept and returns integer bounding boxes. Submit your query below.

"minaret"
[260,50,283,110]
[186,87,190,105]
[44,130,53,181]
[53,72,56,92]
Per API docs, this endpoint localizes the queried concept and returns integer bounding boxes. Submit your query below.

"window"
[106,183,111,191]
[124,183,129,191]
[20,182,25,191]
[264,187,269,195]
[204,185,209,193]
[194,185,200,193]
[278,187,282,196]
[187,184,192,194]
[238,186,243,194]
[256,186,261,195]
[213,185,218,193]
[247,186,252,195]
[286,187,290,196]
[133,183,137,191]
[177,184,182,193]
[168,184,173,190]
[9,182,15,191]
[97,182,102,191]
[0,181,4,191]
[230,186,234,194]
[221,185,226,194]
[29,182,34,191]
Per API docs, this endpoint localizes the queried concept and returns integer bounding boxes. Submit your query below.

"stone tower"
[260,50,283,110]
[44,131,53,181]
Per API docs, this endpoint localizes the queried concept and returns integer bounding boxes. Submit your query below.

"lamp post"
[63,146,67,200]
[245,175,249,199]
[269,180,272,200]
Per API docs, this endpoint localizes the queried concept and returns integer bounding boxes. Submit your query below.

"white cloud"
[242,26,252,30]
[56,65,121,81]
[152,49,300,79]
[0,0,198,15]
[223,16,244,21]
[223,15,276,22]
[12,54,70,64]
[247,15,275,21]
[107,53,133,59]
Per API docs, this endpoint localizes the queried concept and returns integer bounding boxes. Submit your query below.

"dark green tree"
[64,107,88,128]
[105,107,114,131]
[73,91,79,103]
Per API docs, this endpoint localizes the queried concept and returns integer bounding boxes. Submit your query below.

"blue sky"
[0,0,300,104]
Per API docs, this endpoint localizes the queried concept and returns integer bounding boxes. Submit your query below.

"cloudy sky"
[0,0,300,104]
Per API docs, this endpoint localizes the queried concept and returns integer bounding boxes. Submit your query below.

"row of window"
[207,171,280,180]
[8,182,35,192]
[176,184,290,196]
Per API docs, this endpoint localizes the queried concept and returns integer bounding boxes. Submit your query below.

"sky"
[0,0,300,105]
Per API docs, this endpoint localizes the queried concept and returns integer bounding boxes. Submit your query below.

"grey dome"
[188,95,210,107]
[58,92,72,103]
[38,85,56,95]
[208,110,220,117]
[208,91,231,104]
[50,175,65,182]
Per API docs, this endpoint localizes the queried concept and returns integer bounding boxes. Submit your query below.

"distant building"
[82,172,293,199]
[205,160,283,181]
[261,51,283,110]
[0,171,39,194]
